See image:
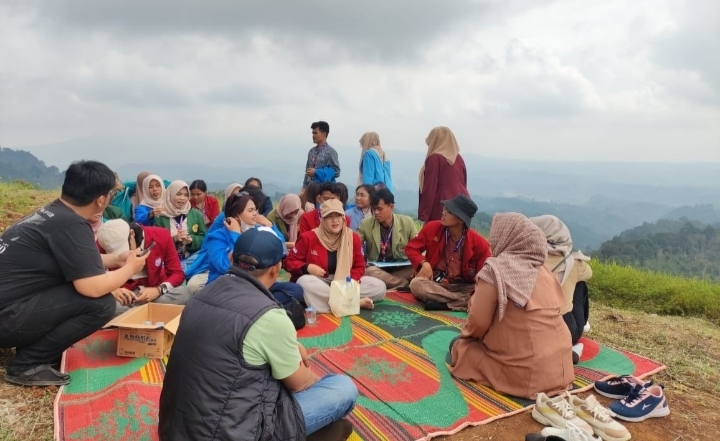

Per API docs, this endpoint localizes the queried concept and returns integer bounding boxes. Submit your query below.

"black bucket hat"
[441,195,477,227]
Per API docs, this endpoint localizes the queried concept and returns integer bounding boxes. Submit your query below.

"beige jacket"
[544,255,593,315]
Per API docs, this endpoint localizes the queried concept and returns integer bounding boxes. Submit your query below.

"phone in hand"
[139,241,156,257]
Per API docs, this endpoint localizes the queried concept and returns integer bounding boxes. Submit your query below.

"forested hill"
[596,220,720,281]
[0,147,65,188]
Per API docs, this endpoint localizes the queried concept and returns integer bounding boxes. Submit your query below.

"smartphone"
[139,241,156,256]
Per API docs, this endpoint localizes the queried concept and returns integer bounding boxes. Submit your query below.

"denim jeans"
[294,374,358,434]
[0,284,115,375]
[270,282,305,305]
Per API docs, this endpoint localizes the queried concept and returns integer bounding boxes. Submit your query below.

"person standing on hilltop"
[418,126,470,222]
[303,121,340,188]
[357,131,394,193]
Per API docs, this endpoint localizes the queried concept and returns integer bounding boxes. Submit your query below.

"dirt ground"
[439,387,720,441]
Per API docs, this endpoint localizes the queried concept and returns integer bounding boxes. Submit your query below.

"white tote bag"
[328,276,361,317]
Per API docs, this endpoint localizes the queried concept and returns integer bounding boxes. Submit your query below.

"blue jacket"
[360,150,394,193]
[134,205,155,226]
[345,206,371,231]
[204,223,286,284]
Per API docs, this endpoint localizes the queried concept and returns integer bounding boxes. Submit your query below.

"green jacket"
[103,205,126,221]
[153,208,207,254]
[357,213,417,262]
[266,209,289,241]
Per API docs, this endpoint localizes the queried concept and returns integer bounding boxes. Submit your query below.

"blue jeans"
[294,374,358,435]
[271,282,305,305]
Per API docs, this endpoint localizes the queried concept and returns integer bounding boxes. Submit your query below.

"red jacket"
[298,208,351,235]
[418,154,470,222]
[100,226,186,289]
[405,220,491,284]
[191,195,220,226]
[284,229,366,282]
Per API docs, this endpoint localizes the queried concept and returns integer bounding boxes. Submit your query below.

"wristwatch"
[159,284,169,295]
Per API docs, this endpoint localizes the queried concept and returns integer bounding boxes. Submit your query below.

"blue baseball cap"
[232,227,285,270]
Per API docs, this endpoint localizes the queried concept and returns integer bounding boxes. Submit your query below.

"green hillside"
[596,220,720,282]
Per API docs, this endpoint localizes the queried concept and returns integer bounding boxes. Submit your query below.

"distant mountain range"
[5,141,720,250]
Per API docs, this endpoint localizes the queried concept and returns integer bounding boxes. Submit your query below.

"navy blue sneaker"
[593,375,652,399]
[609,384,670,422]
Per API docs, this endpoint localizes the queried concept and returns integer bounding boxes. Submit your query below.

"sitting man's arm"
[243,309,320,393]
[281,343,320,393]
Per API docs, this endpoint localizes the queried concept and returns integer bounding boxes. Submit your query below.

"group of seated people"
[0,160,592,441]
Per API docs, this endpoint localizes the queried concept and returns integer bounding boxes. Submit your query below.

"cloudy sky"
[1,0,718,167]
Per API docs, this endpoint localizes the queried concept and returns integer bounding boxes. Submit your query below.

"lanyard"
[311,144,327,167]
[443,228,466,274]
[172,215,186,232]
[379,225,393,261]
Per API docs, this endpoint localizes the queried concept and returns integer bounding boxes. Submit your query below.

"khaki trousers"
[409,277,476,311]
[364,265,415,289]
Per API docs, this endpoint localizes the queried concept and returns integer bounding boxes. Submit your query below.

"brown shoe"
[306,418,353,441]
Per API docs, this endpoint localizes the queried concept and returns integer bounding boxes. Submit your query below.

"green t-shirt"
[242,308,301,380]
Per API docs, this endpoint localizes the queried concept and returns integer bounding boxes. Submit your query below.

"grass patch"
[0,181,58,232]
[588,303,720,396]
[0,350,55,441]
[588,260,720,324]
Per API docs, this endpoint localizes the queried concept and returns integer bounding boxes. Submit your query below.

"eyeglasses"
[107,189,118,200]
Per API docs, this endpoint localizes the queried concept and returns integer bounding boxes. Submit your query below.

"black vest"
[158,267,305,440]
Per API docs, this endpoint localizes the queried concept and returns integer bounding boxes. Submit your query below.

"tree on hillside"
[0,147,65,188]
[597,220,720,281]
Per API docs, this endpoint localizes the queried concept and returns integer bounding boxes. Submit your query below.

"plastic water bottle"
[346,276,352,290]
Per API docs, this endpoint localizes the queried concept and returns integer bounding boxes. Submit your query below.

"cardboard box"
[104,303,184,359]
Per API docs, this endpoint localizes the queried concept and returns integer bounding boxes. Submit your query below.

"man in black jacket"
[159,227,357,440]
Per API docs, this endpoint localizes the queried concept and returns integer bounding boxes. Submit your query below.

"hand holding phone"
[139,241,156,257]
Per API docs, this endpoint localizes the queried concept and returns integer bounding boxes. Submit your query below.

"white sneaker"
[568,394,631,441]
[542,422,602,441]
[532,393,594,435]
[573,343,585,359]
[584,321,591,333]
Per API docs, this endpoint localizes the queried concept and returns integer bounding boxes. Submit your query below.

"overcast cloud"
[0,0,718,167]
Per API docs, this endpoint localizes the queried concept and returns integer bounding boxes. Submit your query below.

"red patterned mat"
[54,291,665,441]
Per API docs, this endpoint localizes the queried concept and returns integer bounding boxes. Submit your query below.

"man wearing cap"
[97,219,192,316]
[160,227,357,441]
[405,195,492,311]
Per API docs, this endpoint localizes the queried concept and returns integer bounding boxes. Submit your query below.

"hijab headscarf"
[161,180,191,218]
[314,199,354,281]
[224,183,243,206]
[530,215,589,286]
[132,171,152,209]
[358,132,386,186]
[277,194,303,242]
[476,212,547,321]
[140,175,165,208]
[419,126,460,191]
